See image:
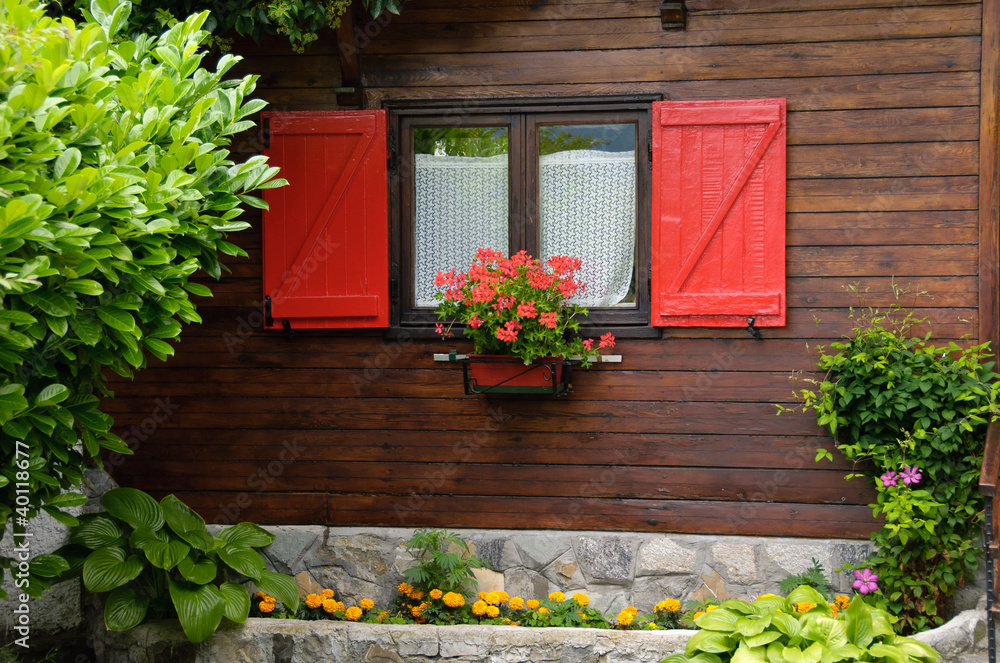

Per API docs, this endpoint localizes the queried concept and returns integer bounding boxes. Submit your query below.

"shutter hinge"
[389,261,399,300]
[746,316,764,340]
[264,295,273,327]
[262,118,270,149]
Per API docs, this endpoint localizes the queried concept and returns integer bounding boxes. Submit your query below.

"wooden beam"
[335,6,362,107]
[980,0,1000,351]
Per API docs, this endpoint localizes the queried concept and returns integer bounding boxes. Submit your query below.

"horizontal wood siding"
[106,1,988,539]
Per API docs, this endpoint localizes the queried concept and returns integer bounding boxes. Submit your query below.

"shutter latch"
[746,316,763,340]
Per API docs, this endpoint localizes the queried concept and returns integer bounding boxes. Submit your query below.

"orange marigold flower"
[625,606,638,616]
[646,622,658,629]
[360,598,375,610]
[478,591,488,601]
[657,598,681,612]
[829,603,840,617]
[472,600,488,616]
[397,583,413,596]
[305,593,323,609]
[706,605,718,612]
[572,593,590,607]
[526,599,540,610]
[616,609,634,626]
[258,601,274,613]
[443,592,465,608]
[484,591,501,605]
[538,607,550,615]
[254,591,266,599]
[795,602,817,613]
[835,595,851,608]
[410,590,424,601]
[693,611,706,620]
[345,606,362,621]
[322,599,339,614]
[430,589,443,600]
[321,588,335,598]
[486,605,500,618]
[496,591,510,604]
[261,594,276,604]
[548,591,566,603]
[509,596,525,610]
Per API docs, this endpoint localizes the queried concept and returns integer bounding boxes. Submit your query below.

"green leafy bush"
[401,528,489,597]
[782,293,998,632]
[778,559,833,600]
[662,586,939,663]
[54,487,298,643]
[0,0,284,597]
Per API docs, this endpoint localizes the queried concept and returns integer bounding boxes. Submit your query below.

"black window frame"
[388,96,656,331]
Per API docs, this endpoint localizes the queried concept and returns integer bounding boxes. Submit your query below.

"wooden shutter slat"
[651,98,787,328]
[277,296,379,318]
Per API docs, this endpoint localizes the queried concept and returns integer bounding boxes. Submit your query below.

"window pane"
[413,127,509,307]
[538,124,636,307]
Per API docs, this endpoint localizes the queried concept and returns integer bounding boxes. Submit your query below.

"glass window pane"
[538,124,637,307]
[413,127,509,307]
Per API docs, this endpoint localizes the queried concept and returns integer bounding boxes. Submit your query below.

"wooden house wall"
[104,0,998,539]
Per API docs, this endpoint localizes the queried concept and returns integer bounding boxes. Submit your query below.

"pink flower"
[583,339,594,351]
[493,294,516,312]
[852,568,879,595]
[599,333,616,349]
[880,471,898,487]
[516,301,537,318]
[435,323,453,339]
[539,312,558,329]
[900,465,921,486]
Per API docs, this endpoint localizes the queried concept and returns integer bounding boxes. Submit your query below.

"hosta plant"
[54,487,298,643]
[661,585,940,663]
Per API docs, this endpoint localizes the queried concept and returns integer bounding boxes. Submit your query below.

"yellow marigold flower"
[796,602,817,614]
[538,607,550,615]
[835,595,851,608]
[321,588,335,598]
[472,600,488,616]
[617,609,634,626]
[486,605,500,618]
[646,622,658,629]
[258,601,274,613]
[345,606,363,621]
[322,599,338,613]
[758,593,775,599]
[829,603,840,617]
[430,589,443,600]
[360,598,375,610]
[478,591,488,600]
[706,605,718,612]
[497,591,510,604]
[658,598,681,612]
[693,611,706,620]
[485,590,502,606]
[572,592,590,607]
[549,591,566,603]
[526,599,540,610]
[443,592,465,608]
[579,612,588,621]
[625,606,638,616]
[501,618,512,625]
[305,593,323,609]
[410,590,424,601]
[509,596,525,610]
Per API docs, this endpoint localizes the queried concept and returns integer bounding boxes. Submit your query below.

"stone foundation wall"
[264,526,887,615]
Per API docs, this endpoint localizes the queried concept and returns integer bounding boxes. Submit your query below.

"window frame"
[388,97,656,330]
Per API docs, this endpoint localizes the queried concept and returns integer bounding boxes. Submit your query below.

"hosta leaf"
[219,581,251,623]
[70,515,125,549]
[168,581,225,644]
[82,546,144,593]
[215,522,274,549]
[102,487,164,531]
[129,528,190,570]
[177,555,217,585]
[29,554,70,578]
[104,585,149,631]
[686,629,736,655]
[161,494,213,551]
[254,569,299,612]
[217,546,265,580]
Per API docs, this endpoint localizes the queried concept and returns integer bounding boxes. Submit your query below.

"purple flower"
[853,568,879,595]
[900,465,922,486]
[879,471,898,487]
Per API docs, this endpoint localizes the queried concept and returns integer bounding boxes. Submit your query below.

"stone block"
[513,534,571,570]
[263,525,324,575]
[637,537,699,576]
[710,542,757,585]
[575,536,634,583]
[504,568,549,602]
[472,567,505,594]
[631,575,699,613]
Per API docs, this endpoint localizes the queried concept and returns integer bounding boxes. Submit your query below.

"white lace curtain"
[414,150,636,308]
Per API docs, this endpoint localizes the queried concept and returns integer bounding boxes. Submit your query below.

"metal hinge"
[389,262,399,300]
[262,118,270,149]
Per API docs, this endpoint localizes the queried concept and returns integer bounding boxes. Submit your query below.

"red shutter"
[651,99,786,327]
[261,110,389,329]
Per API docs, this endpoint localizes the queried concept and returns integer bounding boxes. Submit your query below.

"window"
[391,98,654,328]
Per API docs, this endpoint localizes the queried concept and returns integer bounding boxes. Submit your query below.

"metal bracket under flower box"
[433,351,622,396]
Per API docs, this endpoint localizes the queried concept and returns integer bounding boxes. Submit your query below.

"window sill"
[384,325,661,341]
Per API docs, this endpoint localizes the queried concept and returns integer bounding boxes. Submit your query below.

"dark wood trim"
[334,7,361,107]
[981,0,1000,351]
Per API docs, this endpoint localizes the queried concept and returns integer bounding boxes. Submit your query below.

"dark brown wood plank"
[979,421,1000,497]
[687,0,977,12]
[786,245,977,277]
[366,5,980,54]
[789,108,980,145]
[363,37,981,88]
[787,211,978,246]
[787,276,977,308]
[979,0,1000,350]
[106,429,849,470]
[788,141,977,178]
[786,176,978,213]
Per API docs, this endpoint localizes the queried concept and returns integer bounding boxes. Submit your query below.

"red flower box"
[463,355,571,395]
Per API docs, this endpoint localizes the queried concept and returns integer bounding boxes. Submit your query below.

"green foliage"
[778,559,833,600]
[55,487,298,643]
[402,528,489,597]
[782,288,999,633]
[55,0,406,52]
[661,586,940,663]
[0,0,284,599]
